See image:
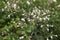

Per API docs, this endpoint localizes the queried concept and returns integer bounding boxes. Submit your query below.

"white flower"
[7,1,10,5]
[54,35,58,37]
[43,18,46,20]
[47,24,49,27]
[27,1,30,4]
[53,0,56,2]
[2,8,4,12]
[46,16,47,18]
[50,36,53,39]
[45,16,50,20]
[8,14,10,18]
[31,13,34,15]
[33,15,36,18]
[45,10,50,13]
[17,22,24,28]
[13,21,15,23]
[18,23,21,25]
[50,25,54,27]
[47,18,50,20]
[47,28,49,31]
[27,18,31,22]
[47,37,49,40]
[47,15,50,17]
[40,25,43,28]
[4,6,7,9]
[17,25,19,27]
[33,0,36,2]
[42,12,46,15]
[22,14,25,16]
[13,4,16,9]
[19,36,24,39]
[39,18,42,21]
[21,18,25,22]
[28,19,30,22]
[57,5,60,7]
[36,16,39,19]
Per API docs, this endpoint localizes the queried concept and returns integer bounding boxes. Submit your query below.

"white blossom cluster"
[1,0,58,40]
[29,7,50,22]
[3,0,20,12]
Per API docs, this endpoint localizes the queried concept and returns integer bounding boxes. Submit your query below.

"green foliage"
[0,0,60,40]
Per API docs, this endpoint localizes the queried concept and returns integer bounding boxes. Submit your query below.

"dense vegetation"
[0,0,60,40]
